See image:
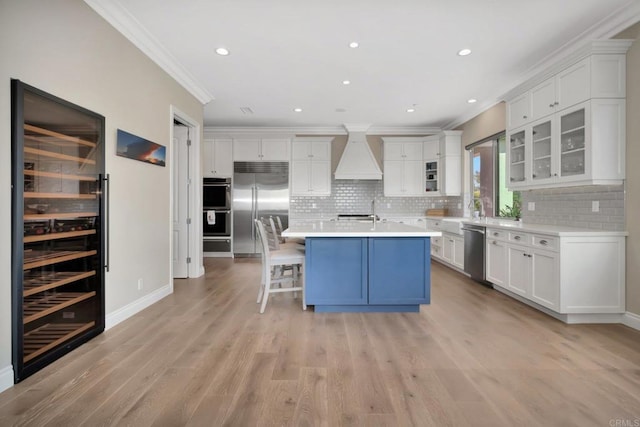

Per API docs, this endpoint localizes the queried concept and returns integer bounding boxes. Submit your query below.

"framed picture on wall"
[116,129,166,167]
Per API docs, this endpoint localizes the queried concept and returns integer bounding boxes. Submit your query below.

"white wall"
[0,0,203,390]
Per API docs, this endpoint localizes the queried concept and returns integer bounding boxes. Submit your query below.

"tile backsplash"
[290,180,463,220]
[520,185,625,231]
[291,181,625,231]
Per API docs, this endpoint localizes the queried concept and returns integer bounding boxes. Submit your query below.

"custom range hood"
[334,124,383,180]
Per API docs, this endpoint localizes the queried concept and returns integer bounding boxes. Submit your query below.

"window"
[467,133,520,218]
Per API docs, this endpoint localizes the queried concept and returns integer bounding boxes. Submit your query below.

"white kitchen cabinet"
[507,99,625,189]
[530,58,590,122]
[203,138,233,177]
[425,217,464,271]
[506,242,560,311]
[383,138,423,196]
[505,42,629,190]
[233,138,290,161]
[291,137,331,196]
[486,237,507,288]
[506,46,628,131]
[422,131,462,196]
[507,244,530,297]
[484,225,625,320]
[438,131,462,196]
[507,92,531,129]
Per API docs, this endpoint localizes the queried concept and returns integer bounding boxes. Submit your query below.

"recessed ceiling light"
[349,42,359,48]
[457,48,472,56]
[407,108,416,113]
[342,80,351,85]
[293,108,303,112]
[215,47,230,56]
[467,98,477,104]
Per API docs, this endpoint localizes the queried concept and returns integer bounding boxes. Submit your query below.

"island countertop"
[282,220,443,238]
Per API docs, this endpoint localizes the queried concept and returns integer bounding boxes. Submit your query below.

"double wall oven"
[203,177,231,252]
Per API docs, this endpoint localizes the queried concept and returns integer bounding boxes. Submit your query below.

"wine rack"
[11,80,106,382]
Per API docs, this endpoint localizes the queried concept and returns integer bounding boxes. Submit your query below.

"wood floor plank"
[0,257,638,427]
[291,367,329,427]
[219,352,278,426]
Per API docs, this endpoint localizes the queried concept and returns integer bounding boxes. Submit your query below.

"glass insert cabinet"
[11,80,106,382]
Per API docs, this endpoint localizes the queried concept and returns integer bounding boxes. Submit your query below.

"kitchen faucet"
[370,199,376,224]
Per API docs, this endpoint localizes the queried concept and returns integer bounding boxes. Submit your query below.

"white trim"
[83,0,213,105]
[171,106,204,279]
[622,311,640,331]
[105,283,172,330]
[204,126,441,136]
[446,2,640,130]
[493,286,625,324]
[203,252,234,258]
[0,365,14,393]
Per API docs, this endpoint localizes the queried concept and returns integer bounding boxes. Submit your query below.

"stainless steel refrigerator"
[233,162,289,256]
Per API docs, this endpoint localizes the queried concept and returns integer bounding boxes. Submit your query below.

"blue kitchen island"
[282,220,442,312]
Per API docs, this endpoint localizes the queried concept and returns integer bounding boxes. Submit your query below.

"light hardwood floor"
[1,258,639,426]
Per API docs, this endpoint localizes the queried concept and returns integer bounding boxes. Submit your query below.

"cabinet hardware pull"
[493,232,498,236]
[493,240,497,245]
[540,240,548,245]
[554,101,559,106]
[533,174,537,178]
[523,115,527,119]
[514,235,521,240]
[102,173,110,272]
[523,253,527,257]
[549,104,554,108]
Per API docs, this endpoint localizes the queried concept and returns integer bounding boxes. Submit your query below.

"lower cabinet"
[485,226,624,316]
[486,238,507,287]
[305,237,430,311]
[442,233,464,270]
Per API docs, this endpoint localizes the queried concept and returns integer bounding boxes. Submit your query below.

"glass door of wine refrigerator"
[11,80,106,382]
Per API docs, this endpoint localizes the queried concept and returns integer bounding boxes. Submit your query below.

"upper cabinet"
[421,131,462,196]
[505,40,630,190]
[291,137,332,196]
[383,132,462,197]
[203,138,232,177]
[233,138,290,161]
[382,138,423,197]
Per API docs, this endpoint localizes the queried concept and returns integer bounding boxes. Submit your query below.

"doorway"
[171,106,202,279]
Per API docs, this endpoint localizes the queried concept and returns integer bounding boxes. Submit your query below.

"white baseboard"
[0,365,14,393]
[105,283,172,331]
[622,311,640,331]
[492,286,625,324]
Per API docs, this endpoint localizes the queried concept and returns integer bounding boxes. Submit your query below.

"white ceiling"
[87,0,640,133]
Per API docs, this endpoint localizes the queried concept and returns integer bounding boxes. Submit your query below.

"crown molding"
[447,0,640,129]
[84,0,214,105]
[204,125,440,136]
[442,99,502,130]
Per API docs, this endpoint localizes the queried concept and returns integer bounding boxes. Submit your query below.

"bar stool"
[273,215,305,246]
[254,219,306,314]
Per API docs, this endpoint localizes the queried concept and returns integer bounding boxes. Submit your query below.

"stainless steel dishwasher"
[461,223,487,284]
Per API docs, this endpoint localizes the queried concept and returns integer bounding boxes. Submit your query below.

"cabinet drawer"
[487,228,508,242]
[509,231,528,244]
[532,235,557,251]
[431,236,442,247]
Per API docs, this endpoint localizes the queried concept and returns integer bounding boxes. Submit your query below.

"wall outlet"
[138,278,143,290]
[528,202,535,211]
[592,201,599,212]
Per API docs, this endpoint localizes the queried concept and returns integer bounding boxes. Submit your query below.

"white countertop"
[283,220,443,238]
[461,218,627,237]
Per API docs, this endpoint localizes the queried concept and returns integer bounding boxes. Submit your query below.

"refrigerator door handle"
[252,186,257,241]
